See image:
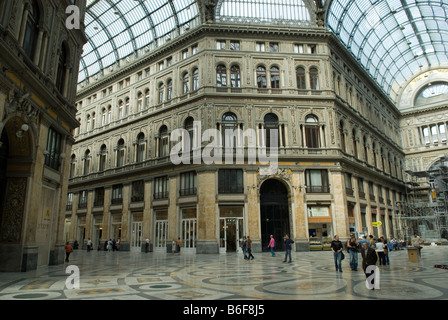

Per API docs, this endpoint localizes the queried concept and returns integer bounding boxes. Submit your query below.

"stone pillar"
[143,179,152,251]
[246,170,261,252]
[292,170,309,251]
[102,187,111,241]
[120,183,131,250]
[196,169,218,253]
[330,169,349,243]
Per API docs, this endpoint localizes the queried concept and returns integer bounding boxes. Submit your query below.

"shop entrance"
[219,206,244,253]
[260,179,290,251]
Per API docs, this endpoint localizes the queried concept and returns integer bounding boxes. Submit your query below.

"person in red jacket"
[65,241,73,262]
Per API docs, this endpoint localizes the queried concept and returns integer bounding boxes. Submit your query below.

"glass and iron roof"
[79,0,448,105]
[78,0,199,83]
[215,0,312,26]
[327,0,448,102]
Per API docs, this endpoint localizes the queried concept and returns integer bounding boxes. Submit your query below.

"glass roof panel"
[327,0,448,102]
[78,0,200,83]
[216,0,312,25]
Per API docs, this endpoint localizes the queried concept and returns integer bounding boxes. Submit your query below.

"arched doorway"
[260,179,290,251]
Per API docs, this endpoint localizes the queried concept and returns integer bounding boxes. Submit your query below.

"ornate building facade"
[0,0,86,271]
[67,1,408,254]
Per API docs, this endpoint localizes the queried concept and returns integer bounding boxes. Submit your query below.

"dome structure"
[326,0,448,103]
[78,0,200,83]
[79,0,448,105]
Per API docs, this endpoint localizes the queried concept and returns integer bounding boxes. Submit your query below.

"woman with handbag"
[331,235,344,272]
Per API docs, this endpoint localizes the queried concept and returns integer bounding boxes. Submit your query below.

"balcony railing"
[179,188,197,196]
[306,185,330,193]
[153,191,169,200]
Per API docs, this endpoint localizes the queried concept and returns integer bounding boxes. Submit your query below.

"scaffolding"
[396,159,448,243]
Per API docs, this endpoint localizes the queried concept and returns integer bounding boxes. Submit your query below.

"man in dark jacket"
[361,241,378,289]
[283,234,294,263]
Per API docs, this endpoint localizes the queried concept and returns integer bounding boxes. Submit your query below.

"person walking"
[241,236,248,260]
[246,236,254,260]
[361,241,378,289]
[177,237,182,255]
[346,233,359,271]
[145,237,150,253]
[65,241,73,262]
[283,234,294,263]
[331,235,343,272]
[87,238,92,252]
[375,237,386,265]
[172,239,177,255]
[268,235,276,257]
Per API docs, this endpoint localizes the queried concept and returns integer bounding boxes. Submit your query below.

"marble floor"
[0,245,447,300]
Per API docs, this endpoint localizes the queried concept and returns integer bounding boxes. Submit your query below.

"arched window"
[137,92,143,112]
[118,100,124,118]
[86,114,91,131]
[217,65,227,87]
[158,125,169,157]
[305,115,320,148]
[310,67,319,90]
[23,0,39,59]
[158,83,164,103]
[230,65,241,88]
[91,112,96,130]
[222,112,238,148]
[167,80,173,100]
[56,43,68,93]
[264,113,279,148]
[296,67,306,90]
[339,121,346,152]
[136,133,145,163]
[193,68,199,91]
[352,129,358,158]
[83,150,91,175]
[184,117,194,151]
[70,154,76,178]
[363,136,369,163]
[101,108,107,125]
[270,66,280,88]
[107,105,112,123]
[99,145,107,171]
[183,73,189,94]
[116,139,125,167]
[257,66,267,88]
[125,98,130,117]
[145,89,150,108]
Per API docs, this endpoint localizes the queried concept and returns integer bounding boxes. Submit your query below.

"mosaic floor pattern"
[0,246,447,300]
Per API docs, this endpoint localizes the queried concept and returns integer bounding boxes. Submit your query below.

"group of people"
[240,234,295,263]
[331,234,393,273]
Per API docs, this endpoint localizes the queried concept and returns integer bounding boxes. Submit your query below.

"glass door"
[219,218,243,253]
[154,210,168,252]
[131,221,143,252]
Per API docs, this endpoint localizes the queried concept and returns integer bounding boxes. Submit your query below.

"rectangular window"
[294,44,304,53]
[66,193,73,211]
[154,176,169,199]
[182,49,189,59]
[230,40,240,51]
[216,40,226,50]
[218,169,243,194]
[307,44,317,54]
[256,42,265,52]
[131,180,144,202]
[192,44,199,55]
[180,171,197,196]
[94,187,105,206]
[78,190,88,208]
[305,169,329,193]
[111,184,123,205]
[269,42,279,52]
[45,127,62,170]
